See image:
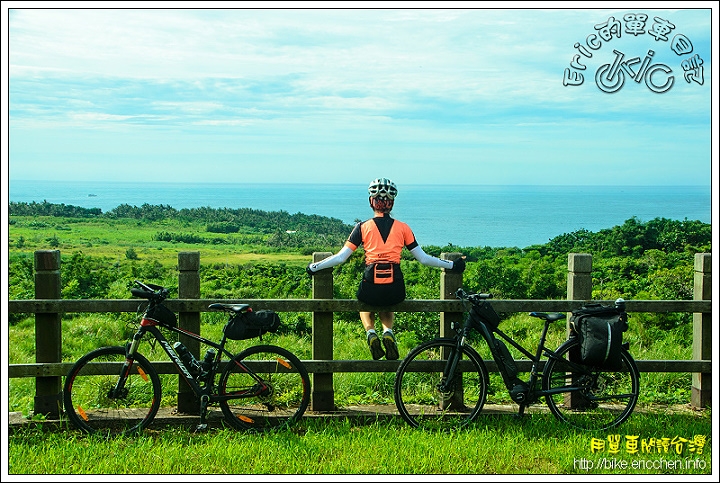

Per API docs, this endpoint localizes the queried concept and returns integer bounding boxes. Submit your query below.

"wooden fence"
[7,250,712,419]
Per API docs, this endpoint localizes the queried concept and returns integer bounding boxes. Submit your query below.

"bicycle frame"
[456,307,591,403]
[117,316,269,405]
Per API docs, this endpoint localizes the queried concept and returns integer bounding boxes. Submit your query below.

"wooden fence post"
[692,253,711,409]
[440,252,464,337]
[33,250,63,418]
[177,251,201,414]
[311,252,335,411]
[567,253,593,321]
[566,253,592,409]
[440,252,464,409]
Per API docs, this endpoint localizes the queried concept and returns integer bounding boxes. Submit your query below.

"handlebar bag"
[225,310,281,340]
[471,301,501,330]
[570,304,628,370]
[144,304,177,327]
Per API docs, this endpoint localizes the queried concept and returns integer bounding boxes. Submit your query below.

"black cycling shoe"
[367,332,385,360]
[382,331,399,360]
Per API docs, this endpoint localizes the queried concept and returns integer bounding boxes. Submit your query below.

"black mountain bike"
[63,281,311,436]
[394,288,640,431]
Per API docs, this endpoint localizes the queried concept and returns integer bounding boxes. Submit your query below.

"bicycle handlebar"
[131,280,169,302]
[455,288,493,304]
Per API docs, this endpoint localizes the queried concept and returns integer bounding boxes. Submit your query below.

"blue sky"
[3,4,717,186]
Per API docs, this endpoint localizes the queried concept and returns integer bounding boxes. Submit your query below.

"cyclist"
[306,177,465,360]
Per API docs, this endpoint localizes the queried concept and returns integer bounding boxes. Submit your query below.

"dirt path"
[8,402,707,433]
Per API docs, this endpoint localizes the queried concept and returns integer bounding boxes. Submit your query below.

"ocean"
[8,180,712,249]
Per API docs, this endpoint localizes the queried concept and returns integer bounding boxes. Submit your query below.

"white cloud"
[5,5,716,185]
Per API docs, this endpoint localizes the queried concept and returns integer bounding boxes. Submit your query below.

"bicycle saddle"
[208,303,251,313]
[529,312,566,322]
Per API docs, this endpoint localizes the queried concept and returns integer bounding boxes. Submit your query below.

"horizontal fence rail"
[8,250,712,418]
[8,298,712,314]
[8,358,712,379]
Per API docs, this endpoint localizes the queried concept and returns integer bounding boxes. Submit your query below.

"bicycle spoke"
[394,339,488,431]
[543,339,640,431]
[219,345,310,432]
[63,346,161,436]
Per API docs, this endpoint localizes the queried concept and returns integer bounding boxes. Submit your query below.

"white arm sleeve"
[308,246,354,272]
[409,246,454,269]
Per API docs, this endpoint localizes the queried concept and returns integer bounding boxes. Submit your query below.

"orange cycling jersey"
[345,215,419,264]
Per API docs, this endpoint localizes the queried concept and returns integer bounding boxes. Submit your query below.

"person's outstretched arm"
[306,246,354,274]
[409,246,465,272]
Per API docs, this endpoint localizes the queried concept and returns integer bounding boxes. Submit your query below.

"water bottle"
[173,341,201,374]
[201,349,216,373]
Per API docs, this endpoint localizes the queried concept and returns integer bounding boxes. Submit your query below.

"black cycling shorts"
[356,263,406,307]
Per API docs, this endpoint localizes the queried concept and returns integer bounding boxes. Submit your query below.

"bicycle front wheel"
[543,338,640,431]
[219,344,311,432]
[63,346,161,436]
[394,338,489,431]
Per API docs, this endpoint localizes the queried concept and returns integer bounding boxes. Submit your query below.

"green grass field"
[9,215,311,267]
[8,408,712,475]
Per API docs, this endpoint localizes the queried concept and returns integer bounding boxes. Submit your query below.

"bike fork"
[109,339,142,398]
[438,338,465,395]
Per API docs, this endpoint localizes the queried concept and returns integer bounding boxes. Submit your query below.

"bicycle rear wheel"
[394,338,489,431]
[63,346,161,436]
[543,338,640,431]
[219,344,310,432]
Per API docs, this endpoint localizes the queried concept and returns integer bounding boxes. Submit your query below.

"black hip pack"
[364,262,398,285]
[569,303,629,370]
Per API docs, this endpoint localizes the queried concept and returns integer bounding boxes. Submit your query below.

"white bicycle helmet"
[368,178,398,200]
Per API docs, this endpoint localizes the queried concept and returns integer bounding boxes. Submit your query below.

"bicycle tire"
[218,344,311,432]
[63,346,161,436]
[394,338,489,431]
[543,338,640,431]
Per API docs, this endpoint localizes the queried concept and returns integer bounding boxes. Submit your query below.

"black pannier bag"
[145,304,177,327]
[224,310,281,340]
[569,302,628,370]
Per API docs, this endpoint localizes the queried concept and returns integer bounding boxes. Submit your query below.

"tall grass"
[7,309,700,415]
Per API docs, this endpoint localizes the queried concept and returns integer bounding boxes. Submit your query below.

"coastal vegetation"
[8,200,710,326]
